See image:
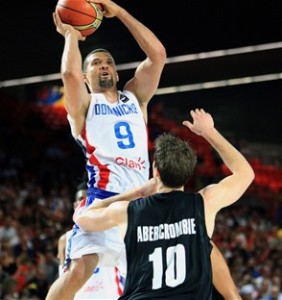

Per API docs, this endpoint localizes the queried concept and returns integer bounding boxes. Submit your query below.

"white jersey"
[69,90,150,193]
[67,90,149,275]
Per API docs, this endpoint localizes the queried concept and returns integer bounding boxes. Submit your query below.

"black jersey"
[119,191,213,300]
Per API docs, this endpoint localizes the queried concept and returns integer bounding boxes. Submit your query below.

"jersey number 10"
[149,244,186,289]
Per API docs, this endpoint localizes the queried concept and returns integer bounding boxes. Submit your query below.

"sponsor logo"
[115,156,146,171]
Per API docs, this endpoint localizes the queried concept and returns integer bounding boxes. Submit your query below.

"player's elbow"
[236,159,255,184]
[155,46,167,67]
[237,165,255,193]
[249,167,255,182]
[244,165,255,186]
[158,46,167,63]
[150,44,167,66]
[61,64,80,78]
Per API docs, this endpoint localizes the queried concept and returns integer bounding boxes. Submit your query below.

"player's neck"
[158,186,184,193]
[104,90,119,104]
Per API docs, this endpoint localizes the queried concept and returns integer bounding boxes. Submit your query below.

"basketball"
[56,0,103,36]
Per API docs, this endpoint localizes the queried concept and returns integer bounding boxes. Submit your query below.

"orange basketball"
[56,0,103,36]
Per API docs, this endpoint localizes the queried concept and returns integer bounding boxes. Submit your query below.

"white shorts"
[74,266,125,299]
[65,188,127,277]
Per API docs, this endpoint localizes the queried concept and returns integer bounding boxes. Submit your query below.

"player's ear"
[154,169,160,178]
[152,162,160,178]
[116,72,119,82]
[83,74,91,92]
[83,73,88,82]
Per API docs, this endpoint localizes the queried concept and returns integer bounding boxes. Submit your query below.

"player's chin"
[99,78,114,89]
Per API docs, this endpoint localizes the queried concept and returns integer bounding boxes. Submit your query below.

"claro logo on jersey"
[115,156,146,170]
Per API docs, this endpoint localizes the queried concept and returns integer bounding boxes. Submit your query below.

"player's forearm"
[116,7,166,61]
[75,188,138,229]
[61,30,88,119]
[61,30,83,77]
[211,241,242,300]
[87,187,142,211]
[85,178,158,211]
[203,127,254,180]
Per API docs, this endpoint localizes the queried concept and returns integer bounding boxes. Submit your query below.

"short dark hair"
[82,48,113,72]
[153,133,197,188]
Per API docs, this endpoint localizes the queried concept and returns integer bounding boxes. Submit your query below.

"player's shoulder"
[58,232,67,242]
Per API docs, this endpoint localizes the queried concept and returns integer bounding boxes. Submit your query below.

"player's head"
[82,49,119,91]
[153,133,197,188]
[74,181,88,209]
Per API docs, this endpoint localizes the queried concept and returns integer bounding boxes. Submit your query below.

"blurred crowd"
[0,99,281,299]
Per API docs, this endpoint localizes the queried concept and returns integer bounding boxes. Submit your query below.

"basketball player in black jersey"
[75,108,254,299]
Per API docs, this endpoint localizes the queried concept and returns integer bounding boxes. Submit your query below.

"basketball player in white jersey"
[57,182,124,299]
[47,0,166,299]
[48,0,242,299]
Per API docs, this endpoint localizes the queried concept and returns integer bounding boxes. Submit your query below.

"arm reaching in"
[184,109,251,299]
[183,108,255,236]
[75,178,159,231]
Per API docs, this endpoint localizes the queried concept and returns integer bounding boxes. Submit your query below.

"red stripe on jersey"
[114,267,124,296]
[81,125,95,154]
[89,154,110,190]
[72,198,86,222]
[83,126,110,189]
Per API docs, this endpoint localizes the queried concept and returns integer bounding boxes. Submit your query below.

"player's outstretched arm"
[75,178,158,231]
[183,109,254,209]
[183,108,254,236]
[94,0,166,115]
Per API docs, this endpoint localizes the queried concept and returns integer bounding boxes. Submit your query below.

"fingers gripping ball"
[56,0,103,36]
